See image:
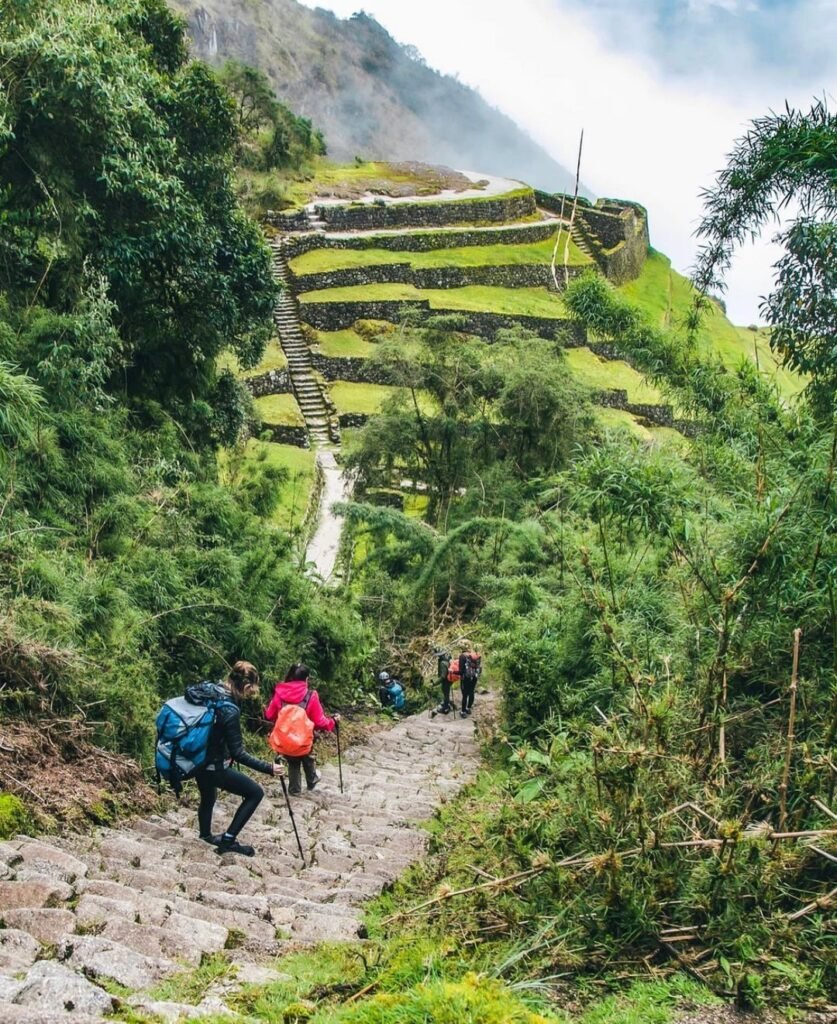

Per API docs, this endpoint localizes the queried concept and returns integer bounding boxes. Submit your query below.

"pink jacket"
[264,680,335,733]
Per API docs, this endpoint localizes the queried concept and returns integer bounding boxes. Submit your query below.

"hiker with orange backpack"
[458,647,482,718]
[265,663,340,795]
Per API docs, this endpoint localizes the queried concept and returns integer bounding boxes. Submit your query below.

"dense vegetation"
[0,1,833,1015]
[334,109,837,1006]
[0,0,367,816]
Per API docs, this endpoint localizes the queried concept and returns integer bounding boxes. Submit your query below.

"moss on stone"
[0,792,29,839]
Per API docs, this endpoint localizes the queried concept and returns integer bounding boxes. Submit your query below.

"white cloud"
[298,0,833,323]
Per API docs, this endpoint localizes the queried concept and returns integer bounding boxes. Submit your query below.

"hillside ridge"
[169,0,583,194]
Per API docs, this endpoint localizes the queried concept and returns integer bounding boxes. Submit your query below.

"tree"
[693,99,837,415]
[0,0,276,419]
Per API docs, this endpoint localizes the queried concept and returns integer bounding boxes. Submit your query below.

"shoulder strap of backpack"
[301,689,312,710]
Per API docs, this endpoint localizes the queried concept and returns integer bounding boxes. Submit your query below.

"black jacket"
[185,682,273,775]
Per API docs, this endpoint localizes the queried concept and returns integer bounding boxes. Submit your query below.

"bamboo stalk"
[718,668,727,789]
[812,796,837,821]
[787,886,837,921]
[779,628,802,831]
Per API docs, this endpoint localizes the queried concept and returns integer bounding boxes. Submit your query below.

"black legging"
[195,766,264,838]
[461,678,476,712]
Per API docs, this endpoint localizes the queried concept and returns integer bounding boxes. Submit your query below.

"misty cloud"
[558,0,837,89]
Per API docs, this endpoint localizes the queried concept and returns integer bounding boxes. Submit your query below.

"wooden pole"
[778,628,802,831]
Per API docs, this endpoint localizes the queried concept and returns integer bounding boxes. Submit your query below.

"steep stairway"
[269,238,334,447]
[0,701,491,1021]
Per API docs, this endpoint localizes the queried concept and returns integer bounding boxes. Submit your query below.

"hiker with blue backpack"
[155,661,283,857]
[265,663,340,796]
[377,671,406,711]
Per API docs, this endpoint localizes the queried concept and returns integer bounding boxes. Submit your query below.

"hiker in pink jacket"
[265,663,340,795]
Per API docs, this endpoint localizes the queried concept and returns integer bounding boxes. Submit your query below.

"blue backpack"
[388,681,406,710]
[155,682,232,794]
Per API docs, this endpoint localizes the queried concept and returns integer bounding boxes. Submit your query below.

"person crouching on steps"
[265,663,340,795]
[195,661,283,857]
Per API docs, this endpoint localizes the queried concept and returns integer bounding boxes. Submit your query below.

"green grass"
[148,953,234,1005]
[316,329,377,358]
[301,284,568,320]
[290,231,590,274]
[254,393,304,427]
[218,439,316,534]
[619,250,802,398]
[218,339,287,376]
[330,382,402,415]
[278,159,495,208]
[594,407,653,439]
[564,347,664,405]
[0,793,29,839]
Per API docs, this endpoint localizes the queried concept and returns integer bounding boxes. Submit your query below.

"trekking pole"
[335,721,344,794]
[279,772,306,868]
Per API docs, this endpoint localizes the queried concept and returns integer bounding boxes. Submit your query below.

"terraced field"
[245,166,798,528]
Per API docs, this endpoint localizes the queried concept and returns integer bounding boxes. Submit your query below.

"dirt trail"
[0,698,492,1022]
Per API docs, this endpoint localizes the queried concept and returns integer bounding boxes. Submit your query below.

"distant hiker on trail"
[431,649,454,717]
[265,663,340,796]
[377,670,406,710]
[156,660,283,858]
[459,647,482,718]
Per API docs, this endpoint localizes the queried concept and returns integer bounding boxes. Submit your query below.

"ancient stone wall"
[244,368,291,397]
[262,424,309,447]
[311,354,394,384]
[533,191,649,285]
[301,299,586,344]
[283,221,556,259]
[293,262,585,294]
[311,190,536,231]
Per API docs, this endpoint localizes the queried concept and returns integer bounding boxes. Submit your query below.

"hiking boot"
[307,771,322,791]
[199,834,221,847]
[459,711,468,718]
[215,837,255,857]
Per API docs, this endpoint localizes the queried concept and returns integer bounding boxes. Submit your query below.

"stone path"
[305,449,355,584]
[0,701,490,1022]
[269,238,334,446]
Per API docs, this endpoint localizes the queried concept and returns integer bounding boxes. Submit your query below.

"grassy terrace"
[300,283,569,319]
[254,393,304,427]
[564,347,665,405]
[314,329,378,358]
[330,381,403,416]
[620,250,802,398]
[278,159,492,207]
[289,230,590,274]
[220,338,287,376]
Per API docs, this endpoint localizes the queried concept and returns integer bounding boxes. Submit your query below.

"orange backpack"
[268,691,315,757]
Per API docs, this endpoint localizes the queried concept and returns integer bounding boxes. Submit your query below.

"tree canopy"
[0,0,276,416]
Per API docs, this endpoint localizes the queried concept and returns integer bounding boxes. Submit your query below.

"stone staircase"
[0,700,490,1022]
[270,239,335,447]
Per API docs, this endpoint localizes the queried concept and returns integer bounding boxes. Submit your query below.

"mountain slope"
[170,0,581,193]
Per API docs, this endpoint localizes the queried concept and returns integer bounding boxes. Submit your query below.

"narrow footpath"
[0,701,491,1022]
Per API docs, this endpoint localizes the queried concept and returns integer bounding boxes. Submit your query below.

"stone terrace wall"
[293,263,586,294]
[244,368,291,397]
[301,299,431,329]
[534,191,649,285]
[283,221,557,259]
[313,190,536,231]
[300,298,586,344]
[311,354,394,384]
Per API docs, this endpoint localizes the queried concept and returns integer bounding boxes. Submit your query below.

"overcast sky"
[299,0,835,324]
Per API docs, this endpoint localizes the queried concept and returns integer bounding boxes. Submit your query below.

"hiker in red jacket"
[265,663,340,795]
